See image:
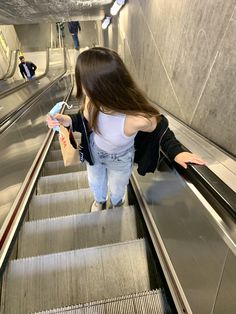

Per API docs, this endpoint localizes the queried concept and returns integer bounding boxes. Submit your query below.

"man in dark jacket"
[19,56,37,80]
[68,21,81,50]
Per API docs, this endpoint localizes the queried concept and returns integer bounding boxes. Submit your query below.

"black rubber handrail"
[150,99,236,219]
[0,48,50,99]
[181,161,236,219]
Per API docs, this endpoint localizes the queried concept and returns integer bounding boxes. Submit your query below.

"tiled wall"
[103,0,236,156]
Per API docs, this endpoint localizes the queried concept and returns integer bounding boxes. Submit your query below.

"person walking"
[56,22,65,39]
[68,21,81,50]
[46,47,205,211]
[19,56,37,81]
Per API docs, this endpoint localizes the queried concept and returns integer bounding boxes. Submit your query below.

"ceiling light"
[110,0,125,16]
[102,16,112,29]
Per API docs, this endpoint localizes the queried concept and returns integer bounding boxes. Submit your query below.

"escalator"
[0,74,235,313]
[1,98,172,314]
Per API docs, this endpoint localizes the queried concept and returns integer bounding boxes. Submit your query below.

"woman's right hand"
[46,113,72,129]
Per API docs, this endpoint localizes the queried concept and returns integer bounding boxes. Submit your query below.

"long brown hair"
[75,47,160,131]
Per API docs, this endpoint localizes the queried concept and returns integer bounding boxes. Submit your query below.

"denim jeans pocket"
[116,151,133,163]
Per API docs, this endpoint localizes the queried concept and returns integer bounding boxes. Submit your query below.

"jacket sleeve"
[68,113,83,133]
[78,22,81,31]
[19,65,25,79]
[160,128,185,161]
[31,62,37,71]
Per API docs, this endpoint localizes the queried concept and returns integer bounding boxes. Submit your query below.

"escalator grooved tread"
[2,239,160,314]
[18,206,143,258]
[42,160,86,176]
[29,188,94,220]
[32,289,170,313]
[37,171,89,195]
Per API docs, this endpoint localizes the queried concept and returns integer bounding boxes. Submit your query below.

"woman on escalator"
[46,47,205,211]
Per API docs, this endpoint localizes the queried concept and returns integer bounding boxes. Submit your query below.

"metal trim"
[0,86,73,272]
[131,173,192,314]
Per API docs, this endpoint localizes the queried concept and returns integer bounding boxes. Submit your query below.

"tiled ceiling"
[0,0,113,25]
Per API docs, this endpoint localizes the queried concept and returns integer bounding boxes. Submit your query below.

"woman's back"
[93,111,136,154]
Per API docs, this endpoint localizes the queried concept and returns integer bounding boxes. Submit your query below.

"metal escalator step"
[2,239,159,314]
[33,289,170,313]
[29,188,94,220]
[50,140,61,150]
[46,150,63,162]
[64,109,79,114]
[19,206,142,258]
[50,134,81,151]
[42,160,86,176]
[37,171,89,195]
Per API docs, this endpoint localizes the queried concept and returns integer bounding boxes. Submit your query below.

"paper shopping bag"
[59,125,80,166]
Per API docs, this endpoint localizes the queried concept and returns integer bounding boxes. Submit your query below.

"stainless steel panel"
[213,249,236,314]
[0,48,65,120]
[0,75,72,228]
[133,165,230,313]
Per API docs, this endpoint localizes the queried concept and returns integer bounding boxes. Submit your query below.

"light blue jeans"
[87,135,134,206]
[72,33,80,49]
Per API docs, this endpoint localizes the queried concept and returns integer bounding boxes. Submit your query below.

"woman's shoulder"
[126,114,158,133]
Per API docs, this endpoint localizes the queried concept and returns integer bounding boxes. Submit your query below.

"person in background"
[56,22,65,39]
[68,21,81,50]
[46,47,205,211]
[19,56,37,81]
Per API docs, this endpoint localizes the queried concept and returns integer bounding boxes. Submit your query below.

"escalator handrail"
[0,48,50,99]
[182,160,236,218]
[150,100,236,218]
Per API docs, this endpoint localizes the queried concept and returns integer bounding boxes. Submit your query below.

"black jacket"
[19,62,37,79]
[69,112,184,176]
[134,115,184,175]
[68,21,81,34]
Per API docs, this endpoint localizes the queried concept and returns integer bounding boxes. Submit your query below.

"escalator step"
[64,108,79,114]
[42,160,86,176]
[19,206,142,258]
[33,289,170,313]
[2,239,159,314]
[29,188,94,220]
[37,171,89,195]
[50,140,60,150]
[50,133,81,151]
[46,149,63,162]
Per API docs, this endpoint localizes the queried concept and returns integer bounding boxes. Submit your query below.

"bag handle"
[79,110,94,164]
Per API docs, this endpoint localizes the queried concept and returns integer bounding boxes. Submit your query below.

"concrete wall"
[0,25,20,77]
[102,1,236,156]
[0,25,20,50]
[15,21,98,52]
[15,23,52,52]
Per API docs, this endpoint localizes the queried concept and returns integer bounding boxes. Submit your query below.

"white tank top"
[93,112,136,153]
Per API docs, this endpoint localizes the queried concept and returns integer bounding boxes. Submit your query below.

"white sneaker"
[91,201,106,212]
[111,199,125,209]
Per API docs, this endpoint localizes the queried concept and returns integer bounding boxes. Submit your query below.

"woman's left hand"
[174,152,206,169]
